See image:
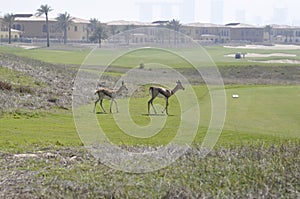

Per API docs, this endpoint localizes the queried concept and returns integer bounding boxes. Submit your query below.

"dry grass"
[0,142,299,198]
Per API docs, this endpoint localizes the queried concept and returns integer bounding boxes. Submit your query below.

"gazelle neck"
[171,85,180,95]
[116,85,125,95]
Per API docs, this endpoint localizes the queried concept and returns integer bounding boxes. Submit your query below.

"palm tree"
[56,12,73,44]
[3,13,15,44]
[36,4,53,47]
[167,19,181,32]
[90,23,107,47]
[167,19,182,44]
[87,18,99,42]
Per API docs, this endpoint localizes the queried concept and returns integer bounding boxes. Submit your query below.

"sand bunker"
[224,44,300,50]
[253,59,300,64]
[19,45,40,50]
[225,53,296,58]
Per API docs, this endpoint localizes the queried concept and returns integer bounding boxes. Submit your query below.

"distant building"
[226,23,264,42]
[12,14,89,42]
[0,15,22,42]
[3,12,300,45]
[13,15,60,39]
[182,22,230,43]
[0,29,22,41]
[270,24,300,43]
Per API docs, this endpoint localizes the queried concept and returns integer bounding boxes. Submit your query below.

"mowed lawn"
[1,85,299,150]
[0,45,300,150]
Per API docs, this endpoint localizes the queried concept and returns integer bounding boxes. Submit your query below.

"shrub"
[0,81,12,90]
[15,85,35,94]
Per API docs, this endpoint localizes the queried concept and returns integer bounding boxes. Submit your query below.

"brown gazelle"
[148,80,185,115]
[93,81,128,113]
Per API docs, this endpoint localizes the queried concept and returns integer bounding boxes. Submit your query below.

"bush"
[0,81,12,90]
[15,85,35,94]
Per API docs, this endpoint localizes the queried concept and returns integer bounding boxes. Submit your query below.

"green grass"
[0,45,90,65]
[0,45,299,197]
[0,110,81,151]
[0,45,300,150]
[0,67,45,88]
[1,85,299,151]
[1,44,300,69]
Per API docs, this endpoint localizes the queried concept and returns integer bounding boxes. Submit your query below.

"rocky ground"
[0,53,76,112]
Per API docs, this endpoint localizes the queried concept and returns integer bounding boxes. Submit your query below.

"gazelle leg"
[148,98,157,114]
[110,99,118,113]
[148,100,151,114]
[162,99,169,115]
[93,98,100,112]
[166,99,169,115]
[114,99,119,113]
[100,99,106,113]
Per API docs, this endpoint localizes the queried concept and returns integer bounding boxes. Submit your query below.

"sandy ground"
[224,44,300,50]
[253,59,300,64]
[18,45,40,50]
[225,53,296,58]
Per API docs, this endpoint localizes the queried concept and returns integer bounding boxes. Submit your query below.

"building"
[182,22,230,43]
[270,24,300,43]
[3,12,300,45]
[12,14,89,42]
[13,14,60,40]
[0,29,21,42]
[226,23,264,42]
[68,17,90,41]
[0,15,22,42]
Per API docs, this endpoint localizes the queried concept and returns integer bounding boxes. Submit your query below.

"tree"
[90,23,107,47]
[87,18,99,42]
[109,25,118,45]
[167,19,182,32]
[36,4,53,47]
[56,12,73,44]
[3,13,15,44]
[167,19,182,44]
[264,25,272,42]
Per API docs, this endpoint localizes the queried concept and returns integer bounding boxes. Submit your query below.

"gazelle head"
[121,81,128,90]
[176,80,185,90]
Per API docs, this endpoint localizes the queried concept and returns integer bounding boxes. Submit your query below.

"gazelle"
[148,80,185,115]
[93,81,128,113]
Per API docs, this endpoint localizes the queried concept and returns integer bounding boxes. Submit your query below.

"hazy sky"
[0,0,299,25]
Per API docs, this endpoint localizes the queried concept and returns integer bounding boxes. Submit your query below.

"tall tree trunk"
[98,34,102,47]
[64,28,67,44]
[46,14,50,47]
[8,24,12,44]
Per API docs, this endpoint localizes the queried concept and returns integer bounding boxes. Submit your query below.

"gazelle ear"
[122,80,124,85]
